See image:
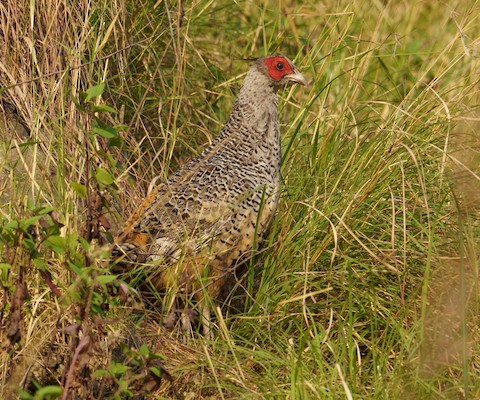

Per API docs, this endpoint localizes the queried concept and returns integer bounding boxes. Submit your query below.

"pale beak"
[285,68,308,86]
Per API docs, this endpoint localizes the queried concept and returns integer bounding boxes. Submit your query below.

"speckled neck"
[212,62,282,184]
[221,63,280,143]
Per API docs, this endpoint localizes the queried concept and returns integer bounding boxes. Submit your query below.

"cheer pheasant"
[114,55,307,335]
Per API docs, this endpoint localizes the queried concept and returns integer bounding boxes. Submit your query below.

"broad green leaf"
[19,216,42,230]
[34,385,63,399]
[114,124,127,132]
[0,263,11,282]
[95,167,114,185]
[92,126,117,139]
[149,366,162,378]
[68,261,83,275]
[44,235,67,255]
[93,369,109,377]
[92,104,117,113]
[108,362,130,376]
[18,389,34,400]
[96,275,116,285]
[139,343,150,357]
[32,258,47,270]
[3,220,19,230]
[69,182,87,198]
[35,206,55,215]
[84,83,105,102]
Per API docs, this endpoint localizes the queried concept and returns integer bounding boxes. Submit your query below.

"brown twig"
[61,333,92,400]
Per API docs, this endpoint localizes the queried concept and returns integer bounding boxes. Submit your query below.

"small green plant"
[0,83,157,398]
[19,384,63,400]
[69,82,126,242]
[94,343,171,399]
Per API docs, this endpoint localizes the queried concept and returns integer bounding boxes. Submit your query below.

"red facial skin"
[263,56,294,82]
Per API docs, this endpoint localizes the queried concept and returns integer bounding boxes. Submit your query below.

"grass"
[1,0,479,398]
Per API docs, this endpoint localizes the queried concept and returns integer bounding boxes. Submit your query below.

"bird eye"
[276,62,285,70]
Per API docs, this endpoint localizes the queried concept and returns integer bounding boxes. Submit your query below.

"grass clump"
[1,0,479,399]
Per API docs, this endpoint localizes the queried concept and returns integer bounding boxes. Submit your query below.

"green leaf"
[0,263,11,283]
[69,92,82,110]
[104,153,119,169]
[22,238,38,254]
[149,366,162,378]
[92,126,118,139]
[79,236,90,252]
[95,167,114,185]
[93,369,109,377]
[117,379,132,395]
[149,350,166,361]
[18,390,34,400]
[84,83,105,102]
[68,260,83,275]
[19,216,42,230]
[44,235,67,255]
[37,206,55,215]
[3,220,19,230]
[91,303,106,317]
[114,124,127,132]
[69,182,87,198]
[92,104,117,113]
[108,362,131,376]
[138,343,150,357]
[108,135,122,148]
[32,258,47,270]
[96,274,117,285]
[34,385,63,399]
